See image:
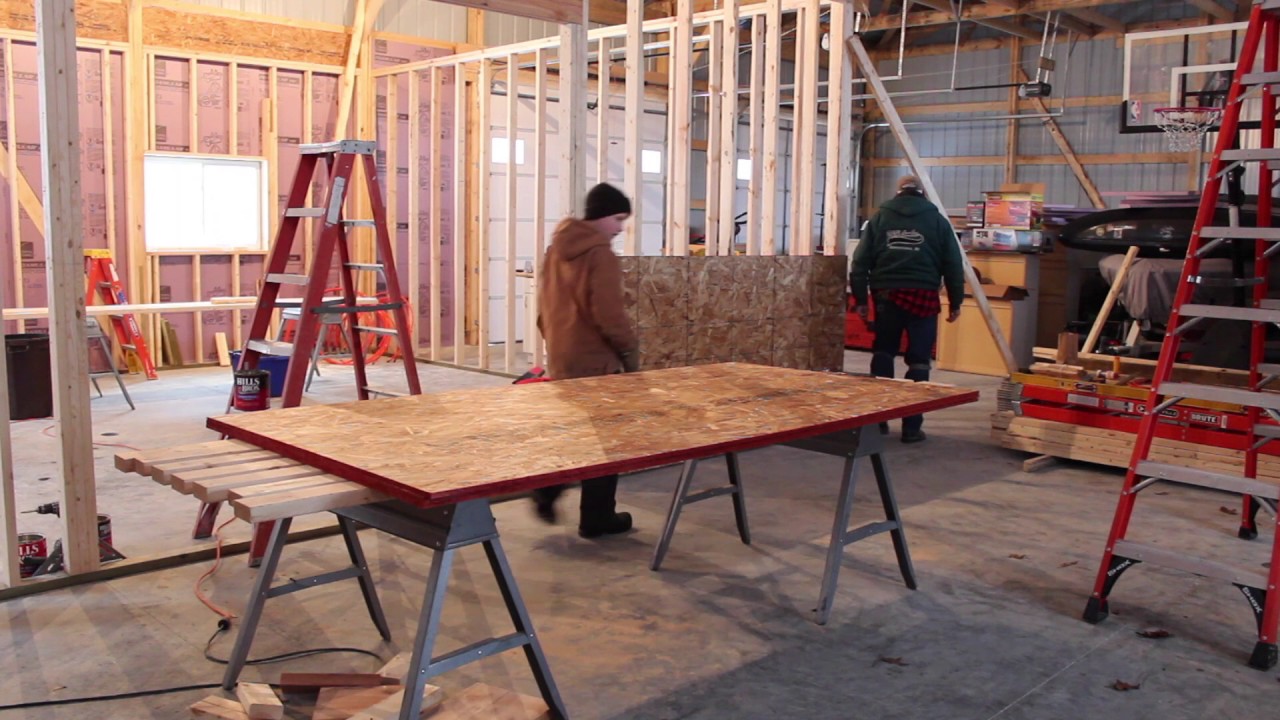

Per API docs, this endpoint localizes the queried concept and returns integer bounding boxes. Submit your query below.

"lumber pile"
[993,411,1280,483]
[188,661,550,719]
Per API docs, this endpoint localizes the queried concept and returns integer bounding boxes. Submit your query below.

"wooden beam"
[791,0,820,254]
[822,0,854,257]
[0,140,47,239]
[704,22,722,251]
[431,0,592,25]
[622,0,643,255]
[560,0,589,216]
[717,0,739,256]
[0,262,17,587]
[428,68,443,359]
[504,51,518,373]
[1187,0,1233,22]
[3,40,23,327]
[533,48,548,367]
[334,0,385,140]
[1016,68,1105,209]
[454,67,467,366]
[597,37,611,184]
[477,59,491,369]
[746,14,765,256]
[760,0,781,255]
[1066,7,1124,33]
[1081,245,1138,354]
[1053,14,1097,37]
[668,0,693,255]
[37,0,98,574]
[1005,37,1019,185]
[467,8,485,45]
[864,0,1149,31]
[848,33,1020,375]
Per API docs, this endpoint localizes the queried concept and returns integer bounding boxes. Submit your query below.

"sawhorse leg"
[811,428,917,625]
[651,453,752,571]
[221,515,391,689]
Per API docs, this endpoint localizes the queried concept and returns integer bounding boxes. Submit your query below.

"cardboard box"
[966,201,986,228]
[983,191,1044,230]
[971,228,1044,252]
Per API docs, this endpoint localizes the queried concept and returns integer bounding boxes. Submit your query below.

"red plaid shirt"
[884,288,942,318]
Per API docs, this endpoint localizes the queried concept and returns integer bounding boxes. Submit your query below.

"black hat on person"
[584,183,632,220]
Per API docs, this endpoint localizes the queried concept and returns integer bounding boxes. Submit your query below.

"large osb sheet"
[209,363,978,507]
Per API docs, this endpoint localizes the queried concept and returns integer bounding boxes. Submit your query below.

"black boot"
[578,474,632,538]
[531,485,564,525]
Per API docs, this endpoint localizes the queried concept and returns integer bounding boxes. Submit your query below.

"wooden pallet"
[116,440,390,523]
[992,411,1280,485]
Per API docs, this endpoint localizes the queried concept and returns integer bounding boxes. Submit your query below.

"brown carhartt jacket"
[537,218,639,380]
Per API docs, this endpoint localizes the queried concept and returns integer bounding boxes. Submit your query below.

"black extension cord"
[0,620,385,712]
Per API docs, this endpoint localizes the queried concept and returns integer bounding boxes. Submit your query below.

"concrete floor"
[1,353,1277,718]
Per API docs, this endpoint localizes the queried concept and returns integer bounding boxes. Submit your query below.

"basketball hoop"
[1154,106,1222,152]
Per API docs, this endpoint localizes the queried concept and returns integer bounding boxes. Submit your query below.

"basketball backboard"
[1121,21,1262,134]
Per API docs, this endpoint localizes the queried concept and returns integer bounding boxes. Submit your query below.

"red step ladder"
[1083,0,1280,671]
[84,249,157,380]
[193,139,422,560]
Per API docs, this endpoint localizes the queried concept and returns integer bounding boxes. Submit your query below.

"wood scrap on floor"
[216,332,231,366]
[234,682,283,720]
[278,672,398,695]
[189,695,249,720]
[376,651,412,682]
[313,685,404,720]
[1021,454,1060,473]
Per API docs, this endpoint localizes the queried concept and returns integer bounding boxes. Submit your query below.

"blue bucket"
[229,351,290,398]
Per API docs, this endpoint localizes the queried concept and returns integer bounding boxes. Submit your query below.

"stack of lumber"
[993,411,1280,483]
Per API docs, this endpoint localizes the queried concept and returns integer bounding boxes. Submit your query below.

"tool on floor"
[19,502,125,575]
[84,249,157,380]
[196,140,423,566]
[1084,0,1280,671]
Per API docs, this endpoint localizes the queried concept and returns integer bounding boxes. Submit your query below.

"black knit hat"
[584,183,632,220]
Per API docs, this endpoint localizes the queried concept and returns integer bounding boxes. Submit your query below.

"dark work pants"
[870,299,938,434]
[532,475,619,527]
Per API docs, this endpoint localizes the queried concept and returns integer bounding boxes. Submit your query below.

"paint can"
[17,533,46,578]
[97,514,112,547]
[233,368,270,412]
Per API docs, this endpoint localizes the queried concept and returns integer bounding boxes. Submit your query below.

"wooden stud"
[267,67,279,239]
[669,0,693,256]
[193,256,204,362]
[478,59,491,369]
[386,74,398,274]
[234,682,283,720]
[467,8,486,45]
[505,53,518,373]
[189,695,250,720]
[822,0,854,256]
[597,37,610,184]
[453,63,466,366]
[718,0,739,257]
[429,68,444,360]
[300,68,312,273]
[38,0,99,573]
[532,48,548,368]
[3,39,23,325]
[847,34,1020,375]
[792,0,820,255]
[215,332,231,366]
[560,3,589,217]
[760,0,781,256]
[335,0,383,140]
[746,15,764,256]
[622,0,643,256]
[704,22,722,253]
[465,65,480,353]
[408,71,422,355]
[102,49,118,263]
[0,263,18,588]
[1081,245,1138,355]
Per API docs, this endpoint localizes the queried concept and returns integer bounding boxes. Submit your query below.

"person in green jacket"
[849,174,965,443]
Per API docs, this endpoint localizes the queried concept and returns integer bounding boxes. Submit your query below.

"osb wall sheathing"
[143,4,348,66]
[620,256,848,374]
[0,0,129,44]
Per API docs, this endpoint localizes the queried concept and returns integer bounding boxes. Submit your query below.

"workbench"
[116,363,977,720]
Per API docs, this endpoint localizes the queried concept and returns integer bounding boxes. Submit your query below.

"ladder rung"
[343,220,377,228]
[1112,539,1267,589]
[355,326,399,337]
[313,302,404,315]
[245,339,294,357]
[285,208,325,218]
[1220,148,1280,163]
[1200,226,1280,241]
[298,140,377,156]
[265,273,311,286]
[345,263,385,271]
[363,387,406,398]
[1135,460,1280,501]
[1243,71,1280,86]
[1159,381,1280,410]
[1179,304,1280,323]
[120,344,136,351]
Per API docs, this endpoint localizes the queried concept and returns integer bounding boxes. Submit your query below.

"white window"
[491,137,526,165]
[737,157,752,181]
[143,153,268,253]
[642,149,663,174]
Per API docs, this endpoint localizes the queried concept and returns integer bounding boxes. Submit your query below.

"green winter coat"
[849,192,965,310]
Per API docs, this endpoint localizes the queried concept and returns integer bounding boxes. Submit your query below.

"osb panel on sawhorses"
[0,0,129,43]
[209,363,978,507]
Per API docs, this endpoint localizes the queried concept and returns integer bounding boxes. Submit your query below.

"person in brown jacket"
[531,182,639,538]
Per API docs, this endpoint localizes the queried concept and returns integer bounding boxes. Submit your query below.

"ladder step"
[355,326,399,337]
[343,220,377,228]
[1135,460,1280,501]
[1200,226,1280,241]
[1220,148,1280,163]
[265,273,311,286]
[245,339,294,357]
[1112,539,1267,589]
[285,208,325,218]
[313,302,404,315]
[298,140,377,156]
[363,387,406,398]
[1242,71,1280,86]
[1159,381,1280,410]
[344,263,385,271]
[1179,304,1280,323]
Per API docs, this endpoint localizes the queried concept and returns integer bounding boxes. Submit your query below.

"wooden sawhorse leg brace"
[220,500,569,720]
[650,426,917,625]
